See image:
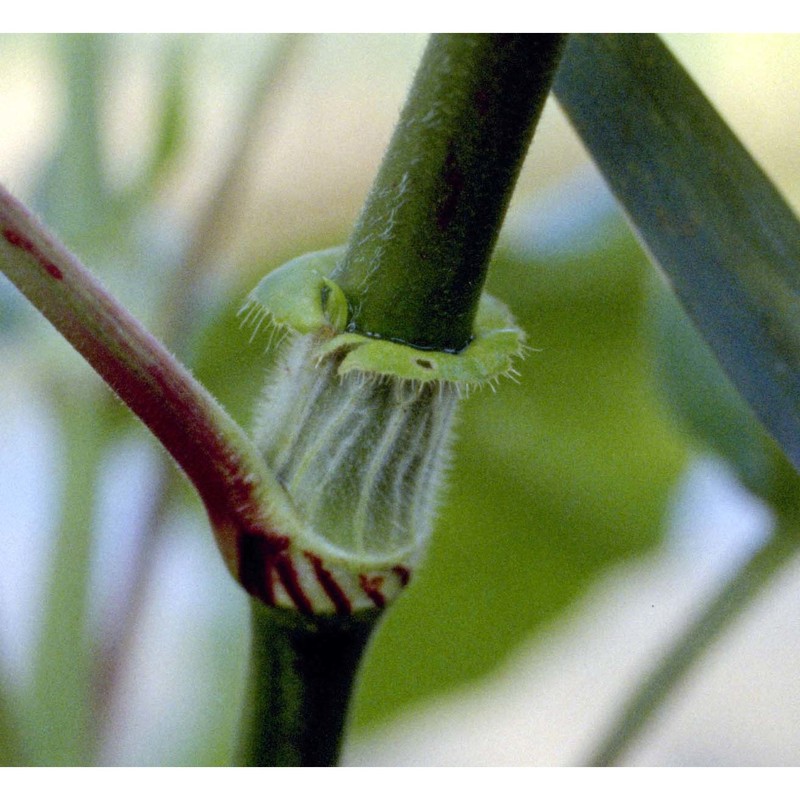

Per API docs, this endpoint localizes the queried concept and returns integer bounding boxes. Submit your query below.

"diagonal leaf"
[352,232,687,729]
[554,34,800,475]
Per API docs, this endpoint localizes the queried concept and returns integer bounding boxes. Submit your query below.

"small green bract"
[241,247,526,387]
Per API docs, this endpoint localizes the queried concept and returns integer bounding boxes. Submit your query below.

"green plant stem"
[36,34,112,242]
[30,395,105,766]
[333,34,566,352]
[238,602,379,766]
[587,518,800,767]
[234,34,566,767]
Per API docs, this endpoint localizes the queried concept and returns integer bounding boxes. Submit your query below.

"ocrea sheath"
[254,332,457,568]
[237,247,525,614]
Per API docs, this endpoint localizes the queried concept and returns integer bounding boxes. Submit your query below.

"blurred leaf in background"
[353,208,688,728]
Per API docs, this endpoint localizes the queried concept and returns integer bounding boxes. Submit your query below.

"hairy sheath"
[235,248,524,615]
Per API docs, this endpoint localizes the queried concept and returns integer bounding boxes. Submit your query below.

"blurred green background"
[1,34,800,766]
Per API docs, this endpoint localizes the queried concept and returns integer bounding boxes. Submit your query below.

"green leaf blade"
[554,34,800,474]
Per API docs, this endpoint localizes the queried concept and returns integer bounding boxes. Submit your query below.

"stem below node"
[238,602,380,766]
[334,34,566,352]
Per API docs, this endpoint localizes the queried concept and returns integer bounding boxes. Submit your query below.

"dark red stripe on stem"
[305,552,352,615]
[359,574,386,609]
[4,227,64,280]
[237,531,291,606]
[275,556,313,615]
[392,565,411,587]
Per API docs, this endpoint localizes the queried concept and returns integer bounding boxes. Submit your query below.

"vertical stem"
[30,398,106,765]
[587,519,800,766]
[36,34,112,242]
[238,603,379,766]
[237,33,566,767]
[333,34,566,352]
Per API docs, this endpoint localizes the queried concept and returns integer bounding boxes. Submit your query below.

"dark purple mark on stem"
[392,565,411,587]
[237,530,317,614]
[436,148,464,232]
[305,552,352,615]
[238,531,288,606]
[359,574,386,609]
[274,557,314,615]
[473,86,492,118]
[3,228,64,280]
